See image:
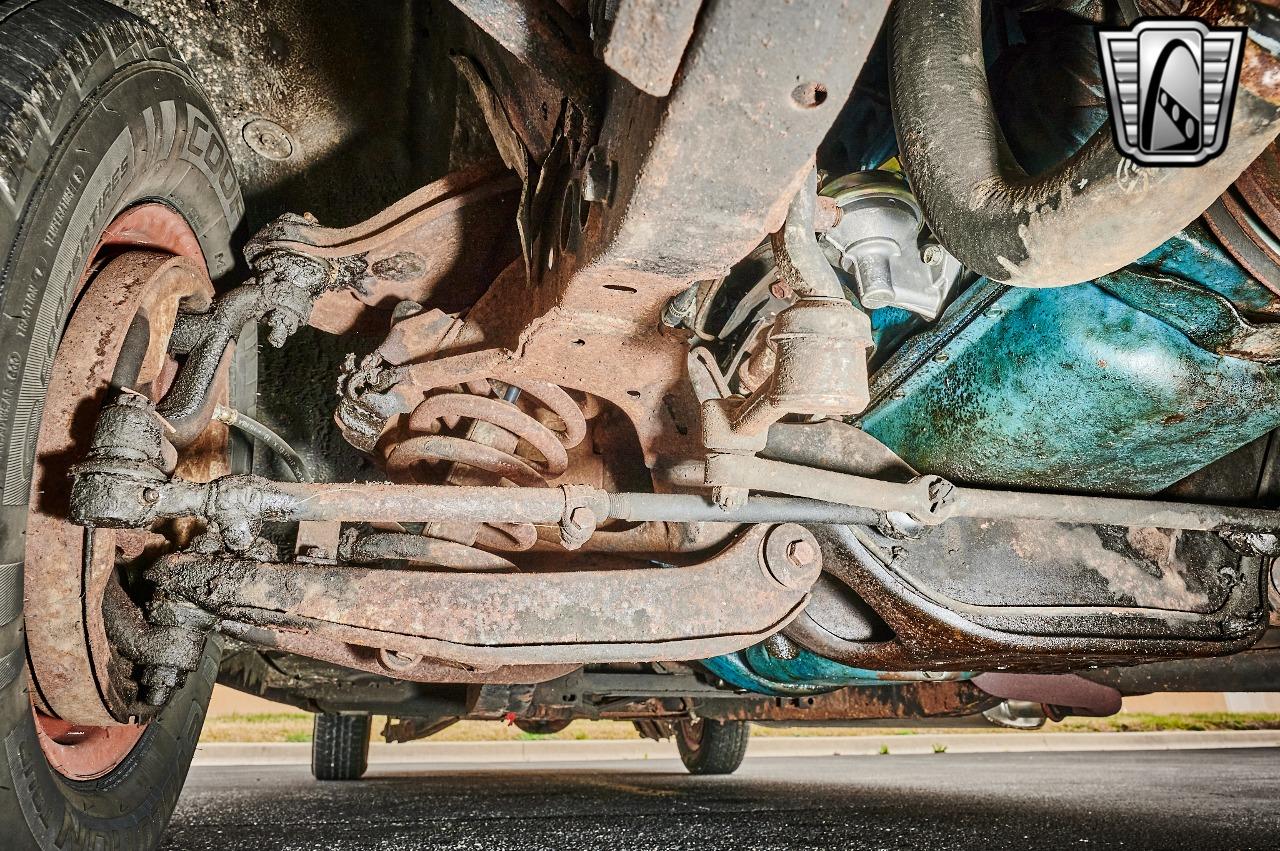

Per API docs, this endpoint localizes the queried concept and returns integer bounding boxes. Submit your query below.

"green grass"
[202,713,314,743]
[198,711,1280,744]
[1054,712,1280,733]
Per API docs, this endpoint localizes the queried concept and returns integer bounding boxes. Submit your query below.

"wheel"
[675,719,751,775]
[0,1,243,848]
[312,714,372,781]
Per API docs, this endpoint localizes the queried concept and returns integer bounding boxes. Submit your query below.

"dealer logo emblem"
[1097,19,1245,167]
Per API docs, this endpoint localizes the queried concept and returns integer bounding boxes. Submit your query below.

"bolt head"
[378,648,422,672]
[242,118,295,161]
[785,539,817,566]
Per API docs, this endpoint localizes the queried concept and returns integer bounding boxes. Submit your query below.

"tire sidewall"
[0,31,242,851]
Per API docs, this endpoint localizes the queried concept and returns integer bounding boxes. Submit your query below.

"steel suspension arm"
[147,524,822,670]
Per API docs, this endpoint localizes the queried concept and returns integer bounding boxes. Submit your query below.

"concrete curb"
[191,730,1280,766]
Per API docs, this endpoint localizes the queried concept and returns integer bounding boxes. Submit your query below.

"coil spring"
[385,378,588,551]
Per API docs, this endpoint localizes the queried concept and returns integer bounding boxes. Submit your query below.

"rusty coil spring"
[385,378,588,552]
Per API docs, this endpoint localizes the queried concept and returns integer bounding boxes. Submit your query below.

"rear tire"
[0,1,242,848]
[311,714,371,781]
[676,719,750,775]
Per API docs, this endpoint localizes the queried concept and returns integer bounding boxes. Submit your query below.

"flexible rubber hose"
[890,0,1280,286]
[213,404,312,483]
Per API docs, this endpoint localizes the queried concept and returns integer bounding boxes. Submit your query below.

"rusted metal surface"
[701,680,999,723]
[150,524,821,669]
[311,1,880,470]
[706,455,952,522]
[382,373,590,556]
[389,381,587,486]
[782,525,1268,672]
[74,463,890,544]
[468,673,998,723]
[700,171,874,459]
[219,622,578,685]
[1186,0,1280,105]
[601,0,702,97]
[448,0,601,115]
[571,521,737,555]
[78,459,1280,562]
[249,165,521,336]
[1081,632,1280,693]
[894,519,1241,614]
[1205,144,1280,294]
[26,209,223,726]
[1236,144,1280,241]
[340,530,516,570]
[707,451,1280,532]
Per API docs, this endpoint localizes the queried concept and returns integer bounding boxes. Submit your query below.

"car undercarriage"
[3,0,1280,840]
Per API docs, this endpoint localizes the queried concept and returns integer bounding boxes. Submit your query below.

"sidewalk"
[191,729,1280,766]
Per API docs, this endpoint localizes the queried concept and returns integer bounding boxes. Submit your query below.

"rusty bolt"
[766,553,810,590]
[142,487,161,505]
[785,539,817,567]
[561,505,597,550]
[814,195,843,232]
[769,280,794,301]
[378,648,421,672]
[763,525,821,590]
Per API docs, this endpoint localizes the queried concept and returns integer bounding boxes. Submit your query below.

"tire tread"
[0,0,189,228]
[677,719,750,776]
[312,714,372,781]
[0,3,235,849]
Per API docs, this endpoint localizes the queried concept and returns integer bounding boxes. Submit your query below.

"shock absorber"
[385,377,589,552]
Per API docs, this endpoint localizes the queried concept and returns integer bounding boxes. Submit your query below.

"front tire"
[0,1,242,848]
[312,714,371,781]
[675,719,750,775]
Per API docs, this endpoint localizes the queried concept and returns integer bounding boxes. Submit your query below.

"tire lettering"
[39,165,85,249]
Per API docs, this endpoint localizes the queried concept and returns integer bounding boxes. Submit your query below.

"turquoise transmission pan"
[859,222,1280,495]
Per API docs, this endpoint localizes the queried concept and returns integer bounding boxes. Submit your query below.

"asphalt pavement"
[161,747,1280,850]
